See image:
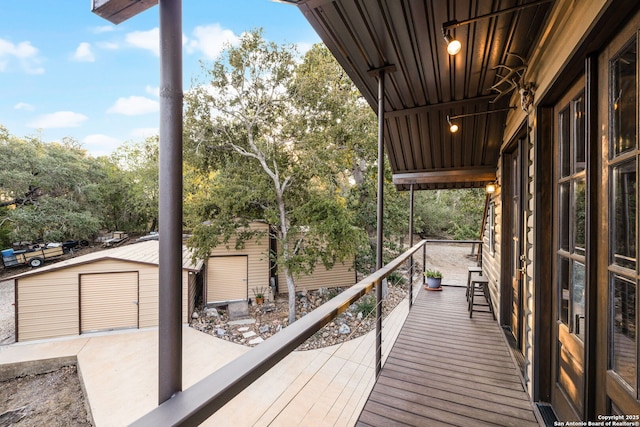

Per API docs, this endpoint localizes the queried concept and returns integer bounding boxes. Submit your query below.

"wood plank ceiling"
[283,0,553,190]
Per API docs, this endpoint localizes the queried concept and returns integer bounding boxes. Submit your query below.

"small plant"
[355,294,377,317]
[388,271,406,286]
[252,286,268,299]
[425,269,443,279]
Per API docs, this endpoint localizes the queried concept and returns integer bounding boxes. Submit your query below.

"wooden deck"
[357,285,540,427]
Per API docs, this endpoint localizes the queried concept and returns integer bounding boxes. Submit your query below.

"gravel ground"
[0,279,14,345]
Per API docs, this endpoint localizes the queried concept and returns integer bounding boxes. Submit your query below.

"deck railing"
[131,239,428,426]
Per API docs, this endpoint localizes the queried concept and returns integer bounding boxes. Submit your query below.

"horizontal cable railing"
[131,239,427,426]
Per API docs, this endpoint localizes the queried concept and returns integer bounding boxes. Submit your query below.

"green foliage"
[183,31,369,323]
[414,189,485,239]
[347,163,410,274]
[425,269,443,279]
[252,286,268,299]
[105,137,159,233]
[0,128,107,242]
[387,271,406,286]
[0,125,164,245]
[355,294,377,317]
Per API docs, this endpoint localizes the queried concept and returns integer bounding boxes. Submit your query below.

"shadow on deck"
[357,285,539,427]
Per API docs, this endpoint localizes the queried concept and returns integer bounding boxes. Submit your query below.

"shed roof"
[10,240,203,279]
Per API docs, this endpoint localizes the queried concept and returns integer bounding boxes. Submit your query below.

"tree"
[0,127,104,244]
[347,164,409,273]
[104,137,159,233]
[413,189,485,239]
[184,30,366,323]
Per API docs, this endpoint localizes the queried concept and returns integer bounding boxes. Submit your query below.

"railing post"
[422,243,426,286]
[375,67,386,377]
[158,0,183,404]
[408,183,414,308]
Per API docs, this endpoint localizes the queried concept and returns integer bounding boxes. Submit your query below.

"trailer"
[1,245,65,268]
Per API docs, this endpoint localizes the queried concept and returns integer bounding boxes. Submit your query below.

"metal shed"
[12,240,203,342]
[206,221,356,304]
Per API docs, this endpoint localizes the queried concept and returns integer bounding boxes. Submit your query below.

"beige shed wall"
[17,269,79,341]
[207,222,270,302]
[17,259,190,342]
[289,261,355,293]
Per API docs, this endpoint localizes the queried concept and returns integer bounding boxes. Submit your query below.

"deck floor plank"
[357,286,539,426]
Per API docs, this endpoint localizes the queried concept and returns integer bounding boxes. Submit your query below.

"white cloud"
[28,111,88,129]
[131,127,159,139]
[83,134,122,157]
[72,42,95,62]
[186,24,239,59]
[91,25,115,34]
[145,85,159,97]
[107,96,159,115]
[126,28,159,56]
[14,102,35,111]
[0,38,44,74]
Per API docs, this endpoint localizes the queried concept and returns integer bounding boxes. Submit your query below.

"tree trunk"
[284,267,296,324]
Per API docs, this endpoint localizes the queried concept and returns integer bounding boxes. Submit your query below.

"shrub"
[387,271,406,286]
[355,294,377,317]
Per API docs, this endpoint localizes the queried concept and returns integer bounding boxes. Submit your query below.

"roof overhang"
[286,0,554,190]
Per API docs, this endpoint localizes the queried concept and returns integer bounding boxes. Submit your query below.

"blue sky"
[0,1,321,157]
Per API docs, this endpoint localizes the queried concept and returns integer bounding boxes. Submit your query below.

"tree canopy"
[0,127,160,247]
[0,127,103,243]
[184,30,370,323]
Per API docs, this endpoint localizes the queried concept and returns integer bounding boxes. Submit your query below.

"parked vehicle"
[1,245,64,268]
[61,239,90,252]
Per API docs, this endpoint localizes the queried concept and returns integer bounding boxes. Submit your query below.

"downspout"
[375,68,385,377]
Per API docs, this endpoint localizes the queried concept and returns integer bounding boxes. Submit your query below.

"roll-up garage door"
[80,272,138,333]
[207,256,248,303]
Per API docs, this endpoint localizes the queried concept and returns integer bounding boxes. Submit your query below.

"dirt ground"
[0,365,92,426]
[0,280,14,345]
[0,241,476,426]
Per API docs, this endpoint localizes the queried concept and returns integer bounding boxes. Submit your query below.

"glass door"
[602,25,640,415]
[552,77,587,419]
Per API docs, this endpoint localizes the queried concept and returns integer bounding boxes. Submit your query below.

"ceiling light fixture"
[441,0,554,55]
[446,115,459,133]
[447,107,516,133]
[443,31,461,55]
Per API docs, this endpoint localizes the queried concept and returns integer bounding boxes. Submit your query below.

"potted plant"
[255,293,265,305]
[425,269,443,289]
[252,286,268,305]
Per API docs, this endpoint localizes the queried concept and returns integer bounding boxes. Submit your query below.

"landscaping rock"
[190,282,407,351]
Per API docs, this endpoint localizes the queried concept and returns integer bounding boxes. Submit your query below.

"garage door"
[207,256,248,303]
[80,272,138,333]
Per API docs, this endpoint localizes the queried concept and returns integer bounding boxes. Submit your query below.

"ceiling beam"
[384,95,496,118]
[392,167,496,185]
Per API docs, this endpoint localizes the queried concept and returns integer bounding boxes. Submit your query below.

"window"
[613,275,636,388]
[557,91,587,341]
[608,36,638,392]
[489,203,496,255]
